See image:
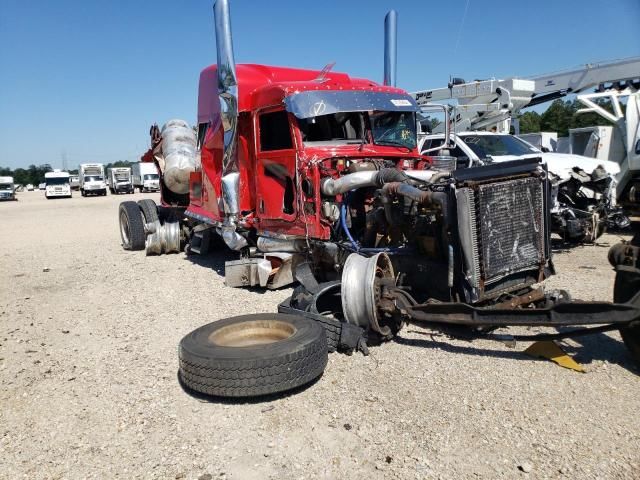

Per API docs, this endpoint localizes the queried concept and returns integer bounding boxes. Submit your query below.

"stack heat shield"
[454,159,549,302]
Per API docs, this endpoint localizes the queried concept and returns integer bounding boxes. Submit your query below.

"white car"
[26,184,34,191]
[420,131,628,242]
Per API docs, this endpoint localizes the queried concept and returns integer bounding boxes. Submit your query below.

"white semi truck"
[107,167,134,194]
[79,163,107,196]
[44,171,72,199]
[132,162,160,192]
[0,176,16,201]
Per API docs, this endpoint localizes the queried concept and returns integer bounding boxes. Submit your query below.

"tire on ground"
[138,199,159,223]
[179,313,328,398]
[613,266,640,365]
[119,201,146,251]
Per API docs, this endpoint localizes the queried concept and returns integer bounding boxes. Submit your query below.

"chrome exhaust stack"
[213,0,246,250]
[383,10,397,87]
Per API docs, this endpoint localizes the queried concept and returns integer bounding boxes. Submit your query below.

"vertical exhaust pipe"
[383,10,397,87]
[213,0,246,250]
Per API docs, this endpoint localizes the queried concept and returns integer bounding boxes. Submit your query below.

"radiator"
[457,175,546,298]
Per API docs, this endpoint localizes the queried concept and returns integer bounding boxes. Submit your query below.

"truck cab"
[107,167,134,194]
[0,176,16,201]
[185,64,421,242]
[132,162,160,192]
[44,171,72,199]
[79,163,106,196]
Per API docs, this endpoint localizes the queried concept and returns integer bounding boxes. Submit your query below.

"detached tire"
[138,199,159,223]
[614,267,640,365]
[119,201,146,251]
[179,313,328,398]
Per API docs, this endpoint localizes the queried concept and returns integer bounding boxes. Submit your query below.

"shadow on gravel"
[395,330,639,375]
[182,250,233,276]
[556,329,639,374]
[176,371,323,404]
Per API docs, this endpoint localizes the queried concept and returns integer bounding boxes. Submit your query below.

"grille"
[476,177,545,284]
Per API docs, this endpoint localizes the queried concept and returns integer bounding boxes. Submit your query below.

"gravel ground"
[0,190,638,479]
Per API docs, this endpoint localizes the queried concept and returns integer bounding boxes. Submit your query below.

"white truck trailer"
[517,132,558,152]
[0,176,16,201]
[132,162,160,192]
[107,167,134,194]
[79,163,106,196]
[44,171,72,199]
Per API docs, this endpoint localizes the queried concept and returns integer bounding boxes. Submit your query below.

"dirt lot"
[0,190,638,479]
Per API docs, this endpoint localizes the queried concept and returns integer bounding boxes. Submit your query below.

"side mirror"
[635,139,640,155]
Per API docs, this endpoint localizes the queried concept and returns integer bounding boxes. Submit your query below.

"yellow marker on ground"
[524,341,586,372]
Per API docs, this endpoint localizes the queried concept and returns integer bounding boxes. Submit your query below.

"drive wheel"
[179,313,328,398]
[119,201,146,251]
[138,199,159,223]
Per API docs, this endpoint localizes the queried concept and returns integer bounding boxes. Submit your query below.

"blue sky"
[1,0,638,169]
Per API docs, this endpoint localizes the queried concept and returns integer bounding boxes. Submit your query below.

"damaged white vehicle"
[420,131,629,242]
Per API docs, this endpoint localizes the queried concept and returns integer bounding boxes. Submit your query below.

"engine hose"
[341,197,360,251]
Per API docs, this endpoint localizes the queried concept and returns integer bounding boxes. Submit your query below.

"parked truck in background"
[79,163,106,196]
[69,175,80,190]
[44,171,72,199]
[132,162,160,192]
[107,167,134,194]
[0,176,16,201]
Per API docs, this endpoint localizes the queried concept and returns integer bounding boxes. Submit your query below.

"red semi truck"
[117,1,640,398]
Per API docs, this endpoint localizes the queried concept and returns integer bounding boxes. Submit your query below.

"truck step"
[190,229,211,255]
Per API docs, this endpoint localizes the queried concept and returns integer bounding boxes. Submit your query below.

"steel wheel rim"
[119,210,130,245]
[209,320,297,347]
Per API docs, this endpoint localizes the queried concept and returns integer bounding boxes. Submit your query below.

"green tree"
[540,100,575,136]
[518,111,541,133]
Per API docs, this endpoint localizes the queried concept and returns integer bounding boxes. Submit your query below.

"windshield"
[297,112,365,145]
[84,175,103,182]
[46,177,69,186]
[297,110,417,149]
[460,134,540,159]
[144,174,159,181]
[370,111,417,149]
[0,183,13,190]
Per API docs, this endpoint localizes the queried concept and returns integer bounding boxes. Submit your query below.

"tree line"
[518,98,616,136]
[0,160,135,186]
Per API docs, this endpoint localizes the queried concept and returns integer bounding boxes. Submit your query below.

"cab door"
[255,108,297,222]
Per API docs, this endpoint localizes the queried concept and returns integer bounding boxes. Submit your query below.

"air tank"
[161,119,197,194]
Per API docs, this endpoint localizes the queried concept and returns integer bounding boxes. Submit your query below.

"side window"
[421,138,444,154]
[259,110,293,151]
[197,122,208,148]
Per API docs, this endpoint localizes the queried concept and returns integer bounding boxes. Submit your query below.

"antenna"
[315,62,336,83]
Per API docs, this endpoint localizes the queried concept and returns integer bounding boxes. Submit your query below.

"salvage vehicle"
[118,1,640,398]
[0,176,17,201]
[79,163,107,196]
[419,131,629,242]
[44,171,72,199]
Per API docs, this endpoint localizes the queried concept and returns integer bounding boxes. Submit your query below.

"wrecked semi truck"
[117,1,640,398]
